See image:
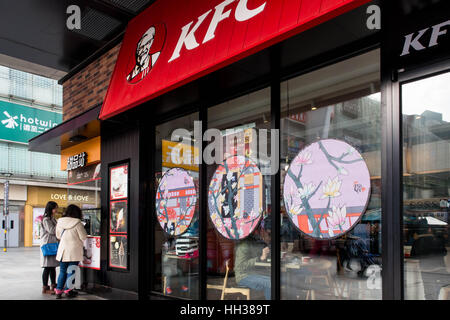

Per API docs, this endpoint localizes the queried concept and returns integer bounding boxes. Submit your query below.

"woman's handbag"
[41,229,65,257]
[41,243,58,256]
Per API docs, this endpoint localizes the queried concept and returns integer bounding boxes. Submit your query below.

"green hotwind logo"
[1,109,59,134]
[1,111,19,129]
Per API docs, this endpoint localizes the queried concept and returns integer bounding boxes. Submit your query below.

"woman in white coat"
[54,204,87,299]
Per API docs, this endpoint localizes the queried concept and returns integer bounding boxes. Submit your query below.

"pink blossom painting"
[208,156,263,240]
[283,139,371,239]
[156,168,197,236]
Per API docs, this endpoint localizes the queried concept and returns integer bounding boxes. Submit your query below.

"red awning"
[100,0,372,120]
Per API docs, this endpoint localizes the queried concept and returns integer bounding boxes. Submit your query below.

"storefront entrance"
[0,212,19,248]
[401,66,450,300]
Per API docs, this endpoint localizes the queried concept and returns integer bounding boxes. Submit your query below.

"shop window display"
[402,71,450,300]
[280,50,382,300]
[154,113,200,299]
[206,88,272,300]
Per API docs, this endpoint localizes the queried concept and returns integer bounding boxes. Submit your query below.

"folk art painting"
[155,140,370,240]
[208,155,263,240]
[156,168,197,236]
[283,139,371,239]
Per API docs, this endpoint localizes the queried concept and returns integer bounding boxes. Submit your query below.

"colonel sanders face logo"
[127,23,166,84]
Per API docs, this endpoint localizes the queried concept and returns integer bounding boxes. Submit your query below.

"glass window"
[154,112,199,299]
[280,50,382,300]
[206,88,272,300]
[0,66,10,97]
[402,71,450,300]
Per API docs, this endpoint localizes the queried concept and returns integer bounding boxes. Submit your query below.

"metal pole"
[3,180,9,252]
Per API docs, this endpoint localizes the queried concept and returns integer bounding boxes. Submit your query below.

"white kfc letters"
[401,19,449,56]
[168,0,267,62]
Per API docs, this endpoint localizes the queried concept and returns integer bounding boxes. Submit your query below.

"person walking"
[40,201,59,294]
[54,204,87,299]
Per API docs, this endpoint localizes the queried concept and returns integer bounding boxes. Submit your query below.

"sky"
[402,71,450,122]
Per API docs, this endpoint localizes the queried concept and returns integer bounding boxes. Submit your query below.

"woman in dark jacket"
[40,201,59,294]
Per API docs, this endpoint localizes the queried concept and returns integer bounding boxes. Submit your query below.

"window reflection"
[154,113,199,299]
[402,71,450,300]
[280,50,382,300]
[206,88,272,300]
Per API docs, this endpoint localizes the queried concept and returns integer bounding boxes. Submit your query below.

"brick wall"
[63,42,121,121]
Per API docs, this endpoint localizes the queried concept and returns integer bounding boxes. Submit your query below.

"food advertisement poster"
[110,200,128,233]
[32,207,45,246]
[80,236,101,270]
[109,235,127,269]
[110,164,128,200]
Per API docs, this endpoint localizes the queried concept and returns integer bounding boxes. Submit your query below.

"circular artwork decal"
[283,139,371,239]
[208,156,263,240]
[156,168,197,236]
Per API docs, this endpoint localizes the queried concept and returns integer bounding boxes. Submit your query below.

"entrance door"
[401,68,450,300]
[0,213,19,248]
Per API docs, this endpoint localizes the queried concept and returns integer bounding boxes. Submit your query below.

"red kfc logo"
[127,23,166,84]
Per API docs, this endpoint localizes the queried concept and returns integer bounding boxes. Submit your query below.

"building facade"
[32,0,449,300]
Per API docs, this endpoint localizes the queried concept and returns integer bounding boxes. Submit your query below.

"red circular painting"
[156,168,197,236]
[208,156,263,240]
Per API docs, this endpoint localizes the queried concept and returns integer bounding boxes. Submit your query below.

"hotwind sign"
[100,0,371,120]
[0,100,62,144]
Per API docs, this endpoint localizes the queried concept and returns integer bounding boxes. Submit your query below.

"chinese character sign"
[208,156,263,240]
[156,168,197,236]
[67,152,87,171]
[283,139,371,239]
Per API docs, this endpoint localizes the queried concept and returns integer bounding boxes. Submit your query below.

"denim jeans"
[56,261,79,291]
[238,274,271,300]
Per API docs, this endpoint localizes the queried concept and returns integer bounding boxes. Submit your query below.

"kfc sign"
[100,0,371,119]
[167,0,267,62]
[127,23,166,83]
[400,19,449,56]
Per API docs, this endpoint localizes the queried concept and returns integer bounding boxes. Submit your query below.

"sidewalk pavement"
[0,247,104,300]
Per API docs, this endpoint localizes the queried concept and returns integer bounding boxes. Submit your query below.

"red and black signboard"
[100,0,372,120]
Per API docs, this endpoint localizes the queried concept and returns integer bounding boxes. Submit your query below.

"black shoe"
[55,293,62,299]
[65,290,78,298]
